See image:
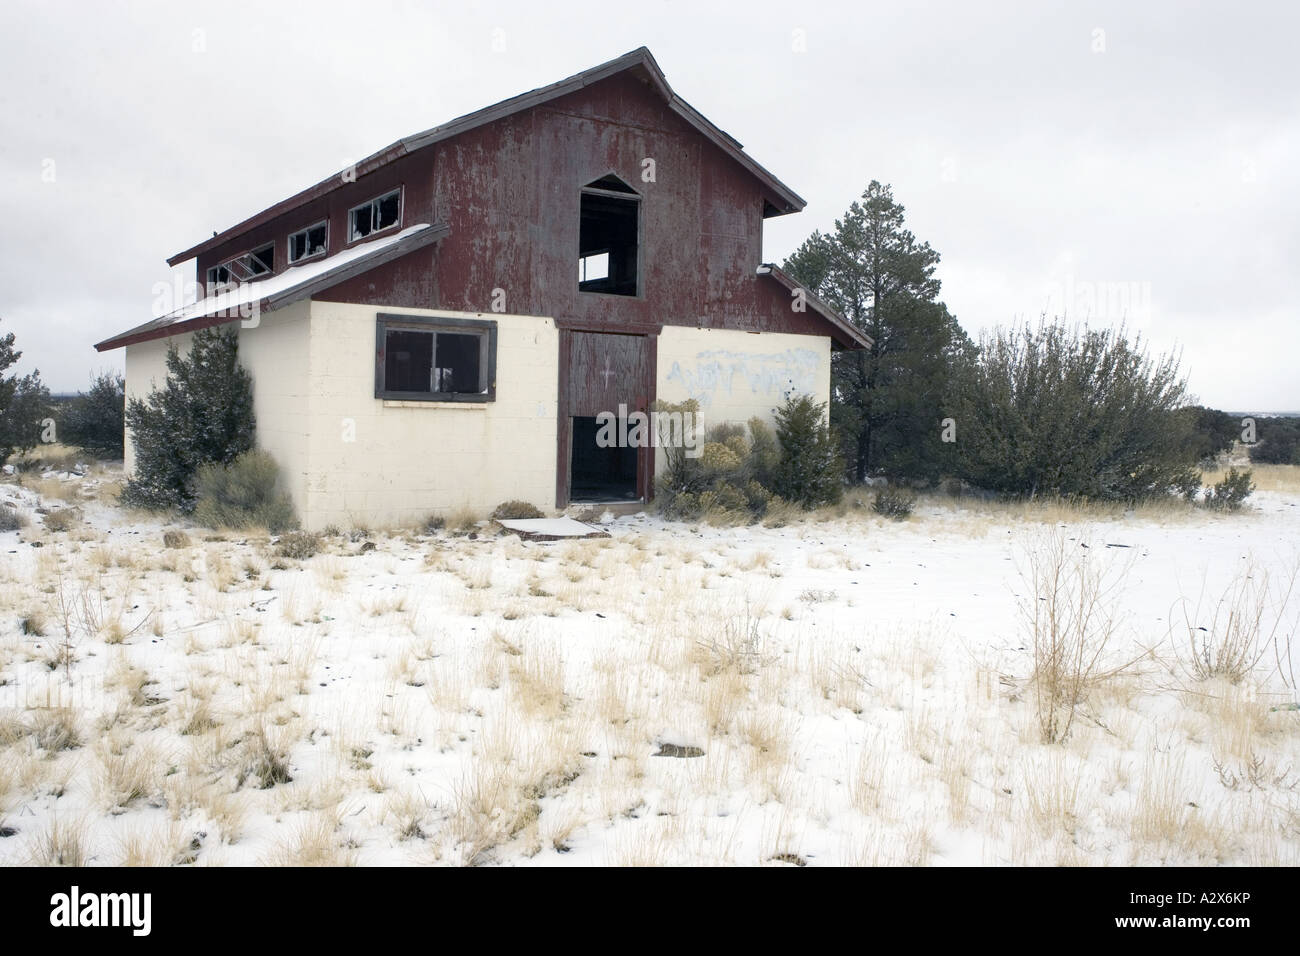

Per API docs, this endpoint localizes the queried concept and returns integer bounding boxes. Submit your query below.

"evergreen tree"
[61,372,126,459]
[770,395,843,508]
[784,181,971,483]
[0,317,51,466]
[123,327,255,511]
[949,320,1198,500]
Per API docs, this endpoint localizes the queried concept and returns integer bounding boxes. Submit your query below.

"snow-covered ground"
[1,467,1297,866]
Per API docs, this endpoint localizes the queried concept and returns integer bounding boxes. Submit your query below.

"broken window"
[240,243,274,277]
[207,243,274,290]
[579,175,639,296]
[205,264,231,291]
[288,221,328,263]
[375,314,497,402]
[349,189,402,241]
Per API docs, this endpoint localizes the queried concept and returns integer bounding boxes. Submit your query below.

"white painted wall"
[655,325,832,433]
[122,301,314,516]
[122,307,826,530]
[304,302,558,530]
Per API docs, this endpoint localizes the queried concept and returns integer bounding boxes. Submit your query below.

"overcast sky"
[2,0,1296,410]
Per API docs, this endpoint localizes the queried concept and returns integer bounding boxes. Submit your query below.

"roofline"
[167,47,805,266]
[100,223,448,352]
[757,264,873,351]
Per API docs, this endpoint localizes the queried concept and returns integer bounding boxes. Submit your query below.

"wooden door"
[556,329,656,506]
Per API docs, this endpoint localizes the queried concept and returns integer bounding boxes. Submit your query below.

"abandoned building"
[96,47,869,530]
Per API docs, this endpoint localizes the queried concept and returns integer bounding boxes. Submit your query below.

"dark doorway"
[569,416,638,501]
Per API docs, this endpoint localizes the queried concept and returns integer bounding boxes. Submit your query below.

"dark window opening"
[570,416,638,501]
[579,177,639,296]
[383,329,434,393]
[350,189,401,241]
[205,264,231,290]
[289,222,328,262]
[433,332,482,393]
[375,314,497,402]
[244,243,274,277]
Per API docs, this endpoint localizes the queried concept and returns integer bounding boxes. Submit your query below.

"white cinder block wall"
[124,310,829,530]
[654,326,832,468]
[122,300,314,514]
[304,302,559,531]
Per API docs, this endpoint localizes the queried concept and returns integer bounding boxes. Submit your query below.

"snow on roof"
[96,223,444,351]
[169,223,435,324]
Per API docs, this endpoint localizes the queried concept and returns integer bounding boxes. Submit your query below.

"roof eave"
[757,264,872,350]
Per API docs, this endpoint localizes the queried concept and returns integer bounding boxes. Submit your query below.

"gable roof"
[167,47,805,267]
[97,223,447,351]
[756,264,873,351]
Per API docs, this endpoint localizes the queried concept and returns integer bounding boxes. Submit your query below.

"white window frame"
[348,188,403,243]
[206,263,231,291]
[288,220,329,264]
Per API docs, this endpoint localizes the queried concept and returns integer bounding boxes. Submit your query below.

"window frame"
[205,263,231,292]
[374,313,497,404]
[348,188,403,244]
[288,220,329,265]
[205,242,275,292]
[578,175,642,298]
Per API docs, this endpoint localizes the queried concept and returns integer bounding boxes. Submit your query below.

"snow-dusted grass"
[0,463,1298,866]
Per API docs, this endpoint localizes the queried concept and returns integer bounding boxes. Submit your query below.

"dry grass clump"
[491,500,544,521]
[26,708,82,752]
[96,740,165,809]
[265,812,357,866]
[0,504,27,531]
[28,817,89,866]
[1020,528,1143,743]
[42,507,81,533]
[276,531,320,560]
[236,723,295,789]
[1174,560,1297,685]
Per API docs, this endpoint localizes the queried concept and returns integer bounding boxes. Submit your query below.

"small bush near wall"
[192,450,298,533]
[122,327,255,512]
[770,395,843,510]
[491,500,544,520]
[655,395,842,523]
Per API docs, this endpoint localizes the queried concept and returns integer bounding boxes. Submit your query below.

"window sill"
[382,399,489,409]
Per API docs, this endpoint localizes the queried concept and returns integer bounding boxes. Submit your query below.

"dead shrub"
[1175,560,1297,685]
[276,531,320,561]
[491,500,544,520]
[1020,528,1140,743]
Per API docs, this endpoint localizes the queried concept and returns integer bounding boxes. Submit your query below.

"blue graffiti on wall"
[664,348,821,409]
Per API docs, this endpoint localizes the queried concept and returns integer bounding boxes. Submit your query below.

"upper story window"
[579,174,639,296]
[206,243,274,291]
[288,221,328,263]
[206,264,231,290]
[349,189,402,242]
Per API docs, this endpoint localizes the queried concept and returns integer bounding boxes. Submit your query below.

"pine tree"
[784,182,971,483]
[0,317,51,466]
[61,372,126,458]
[123,327,255,511]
